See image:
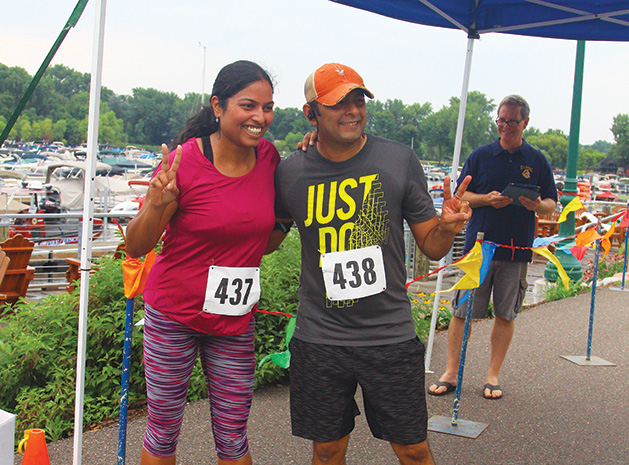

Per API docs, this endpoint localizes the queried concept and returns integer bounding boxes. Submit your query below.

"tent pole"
[73,0,107,463]
[425,36,476,372]
[451,36,475,175]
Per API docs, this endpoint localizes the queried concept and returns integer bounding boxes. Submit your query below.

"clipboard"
[501,183,540,208]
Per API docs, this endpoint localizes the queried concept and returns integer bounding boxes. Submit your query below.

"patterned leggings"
[142,303,255,460]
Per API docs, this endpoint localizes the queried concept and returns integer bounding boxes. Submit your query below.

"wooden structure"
[0,234,35,305]
[0,251,10,306]
[535,210,562,238]
[65,258,82,293]
[65,242,125,292]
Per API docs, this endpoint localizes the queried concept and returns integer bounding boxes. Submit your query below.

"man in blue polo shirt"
[429,94,557,400]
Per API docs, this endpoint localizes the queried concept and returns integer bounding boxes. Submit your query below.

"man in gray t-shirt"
[270,63,471,465]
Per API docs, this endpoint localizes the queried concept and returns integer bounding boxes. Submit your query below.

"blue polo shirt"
[457,138,557,262]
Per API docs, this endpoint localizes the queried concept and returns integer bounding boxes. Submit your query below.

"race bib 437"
[203,266,260,316]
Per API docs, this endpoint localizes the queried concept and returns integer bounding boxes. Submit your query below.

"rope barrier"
[405,207,628,290]
[256,308,295,318]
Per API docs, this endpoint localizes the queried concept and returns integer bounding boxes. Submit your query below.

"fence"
[0,212,127,292]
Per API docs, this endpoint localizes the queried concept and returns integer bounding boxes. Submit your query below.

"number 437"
[214,278,254,305]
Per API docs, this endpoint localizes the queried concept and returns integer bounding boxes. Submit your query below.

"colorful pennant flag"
[440,241,496,294]
[122,249,157,299]
[576,228,601,248]
[617,208,629,227]
[558,196,584,223]
[600,223,616,259]
[569,245,589,261]
[532,235,558,248]
[532,246,570,289]
[258,316,296,369]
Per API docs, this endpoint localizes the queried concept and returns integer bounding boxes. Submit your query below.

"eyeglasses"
[495,118,523,128]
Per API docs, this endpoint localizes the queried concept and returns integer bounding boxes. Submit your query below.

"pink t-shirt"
[143,137,280,335]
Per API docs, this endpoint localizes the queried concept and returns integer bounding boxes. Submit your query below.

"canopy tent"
[332,1,629,41]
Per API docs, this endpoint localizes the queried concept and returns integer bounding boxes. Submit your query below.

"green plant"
[0,256,146,443]
[409,292,452,341]
[255,230,301,388]
[542,279,587,302]
[0,232,303,443]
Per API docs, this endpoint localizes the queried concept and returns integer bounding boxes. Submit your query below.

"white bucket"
[0,409,15,465]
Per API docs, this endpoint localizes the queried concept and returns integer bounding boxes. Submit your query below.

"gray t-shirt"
[275,135,436,346]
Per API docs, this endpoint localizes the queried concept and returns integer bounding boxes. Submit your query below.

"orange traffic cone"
[21,429,51,465]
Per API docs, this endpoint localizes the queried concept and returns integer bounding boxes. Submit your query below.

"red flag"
[618,209,629,228]
[569,246,589,261]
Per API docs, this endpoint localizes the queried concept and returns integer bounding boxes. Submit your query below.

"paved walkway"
[15,284,629,464]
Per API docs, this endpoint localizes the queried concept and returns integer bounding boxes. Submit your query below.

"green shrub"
[0,232,302,442]
[255,230,301,388]
[543,279,588,302]
[0,256,146,442]
[409,291,452,341]
[582,251,626,283]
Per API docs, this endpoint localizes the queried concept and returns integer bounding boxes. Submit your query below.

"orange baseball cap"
[304,63,374,106]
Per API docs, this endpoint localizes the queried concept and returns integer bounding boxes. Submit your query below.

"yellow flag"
[440,241,483,292]
[532,246,570,289]
[558,196,584,223]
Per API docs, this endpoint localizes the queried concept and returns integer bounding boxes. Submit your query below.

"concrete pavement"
[14,286,629,464]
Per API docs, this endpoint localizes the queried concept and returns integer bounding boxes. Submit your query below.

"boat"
[4,184,104,246]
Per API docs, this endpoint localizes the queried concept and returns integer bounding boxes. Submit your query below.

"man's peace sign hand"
[147,144,182,208]
[440,175,472,234]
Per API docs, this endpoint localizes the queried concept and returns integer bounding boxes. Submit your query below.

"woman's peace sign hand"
[146,144,182,208]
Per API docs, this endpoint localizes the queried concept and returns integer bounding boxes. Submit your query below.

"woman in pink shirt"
[126,60,280,465]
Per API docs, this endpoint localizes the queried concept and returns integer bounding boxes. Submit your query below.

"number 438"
[333,258,377,290]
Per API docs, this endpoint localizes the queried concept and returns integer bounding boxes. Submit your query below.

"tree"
[526,130,569,169]
[422,108,453,162]
[610,113,629,169]
[271,107,311,141]
[44,64,91,97]
[274,132,305,156]
[51,120,67,143]
[577,148,606,171]
[31,118,54,142]
[0,64,30,119]
[588,139,612,154]
[524,126,541,138]
[15,116,32,141]
[98,109,127,145]
[422,91,496,163]
[124,88,187,145]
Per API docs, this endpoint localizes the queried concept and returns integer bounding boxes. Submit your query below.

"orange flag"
[600,223,616,259]
[575,228,601,248]
[122,249,157,299]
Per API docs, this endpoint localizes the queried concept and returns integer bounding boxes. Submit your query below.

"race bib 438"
[320,245,387,301]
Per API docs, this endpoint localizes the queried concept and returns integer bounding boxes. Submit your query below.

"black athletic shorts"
[289,337,428,445]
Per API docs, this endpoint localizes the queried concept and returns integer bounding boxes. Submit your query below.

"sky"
[2,0,629,146]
